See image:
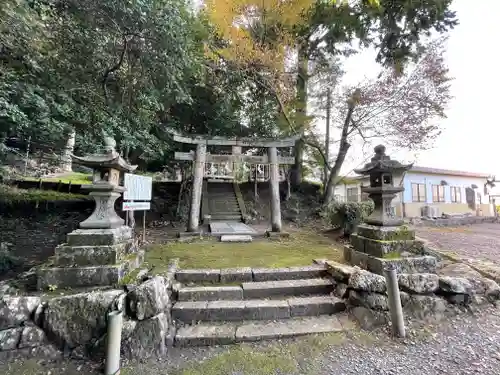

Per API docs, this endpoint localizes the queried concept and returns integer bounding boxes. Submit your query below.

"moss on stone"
[382,251,402,260]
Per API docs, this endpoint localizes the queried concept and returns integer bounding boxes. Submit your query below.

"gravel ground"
[416,223,500,263]
[3,307,500,375]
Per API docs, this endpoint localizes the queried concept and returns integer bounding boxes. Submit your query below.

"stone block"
[348,269,387,293]
[220,235,253,243]
[398,273,439,294]
[18,326,48,349]
[172,301,208,323]
[404,295,448,320]
[243,300,290,320]
[242,279,334,299]
[235,315,343,342]
[178,286,243,301]
[220,268,252,283]
[252,265,327,282]
[344,246,437,275]
[54,241,131,266]
[175,269,221,283]
[0,327,23,350]
[266,231,291,239]
[205,300,247,321]
[351,306,389,330]
[67,226,132,246]
[43,289,123,348]
[0,296,41,330]
[0,344,61,361]
[175,324,236,347]
[122,313,169,359]
[325,261,357,282]
[349,290,390,311]
[128,276,171,320]
[356,224,415,241]
[37,251,143,290]
[288,296,346,317]
[350,234,425,258]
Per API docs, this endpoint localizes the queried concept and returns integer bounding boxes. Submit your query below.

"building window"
[450,187,462,203]
[411,183,426,202]
[432,185,445,202]
[346,187,358,202]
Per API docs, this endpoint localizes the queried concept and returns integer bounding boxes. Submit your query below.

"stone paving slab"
[288,296,346,317]
[220,267,253,283]
[220,235,253,243]
[252,265,327,281]
[175,324,236,347]
[178,286,243,302]
[235,315,344,342]
[175,269,221,283]
[210,222,256,235]
[242,278,334,299]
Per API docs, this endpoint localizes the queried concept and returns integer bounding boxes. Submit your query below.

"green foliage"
[0,184,88,205]
[0,242,21,273]
[325,201,374,234]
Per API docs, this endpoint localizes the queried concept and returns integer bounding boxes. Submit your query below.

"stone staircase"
[171,264,349,346]
[204,181,243,222]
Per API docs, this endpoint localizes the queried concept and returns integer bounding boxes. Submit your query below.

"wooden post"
[188,143,206,232]
[268,146,282,232]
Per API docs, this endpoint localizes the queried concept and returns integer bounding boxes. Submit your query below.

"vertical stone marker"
[36,137,144,290]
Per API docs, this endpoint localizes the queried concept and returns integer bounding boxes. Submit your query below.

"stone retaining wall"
[410,216,498,228]
[0,268,177,361]
[326,261,500,328]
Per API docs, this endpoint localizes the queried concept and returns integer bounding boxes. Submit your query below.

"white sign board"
[124,173,153,201]
[122,201,151,211]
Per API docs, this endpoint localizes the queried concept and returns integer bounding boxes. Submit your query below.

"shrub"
[0,242,21,274]
[324,201,374,236]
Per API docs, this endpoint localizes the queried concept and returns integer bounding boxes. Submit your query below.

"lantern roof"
[71,137,137,172]
[354,145,413,176]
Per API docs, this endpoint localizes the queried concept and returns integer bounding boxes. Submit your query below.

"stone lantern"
[71,137,137,229]
[36,137,143,290]
[344,145,437,275]
[354,145,412,227]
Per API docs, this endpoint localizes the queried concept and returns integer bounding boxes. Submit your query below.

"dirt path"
[3,307,500,375]
[416,223,500,263]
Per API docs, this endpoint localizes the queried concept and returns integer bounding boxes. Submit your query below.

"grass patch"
[146,230,342,273]
[165,333,346,375]
[22,172,92,185]
[0,184,88,204]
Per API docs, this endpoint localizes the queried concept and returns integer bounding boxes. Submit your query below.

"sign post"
[123,174,153,243]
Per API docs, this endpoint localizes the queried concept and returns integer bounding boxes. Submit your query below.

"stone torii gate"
[170,131,299,233]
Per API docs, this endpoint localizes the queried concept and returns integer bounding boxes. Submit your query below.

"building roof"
[348,165,491,181]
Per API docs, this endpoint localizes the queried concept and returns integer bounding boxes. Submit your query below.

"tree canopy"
[1,0,457,179]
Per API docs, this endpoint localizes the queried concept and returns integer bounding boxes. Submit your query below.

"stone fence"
[0,263,177,361]
[325,260,500,328]
[409,215,498,228]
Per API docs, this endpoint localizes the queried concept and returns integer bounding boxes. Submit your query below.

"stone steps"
[172,295,345,323]
[175,265,328,284]
[174,315,348,347]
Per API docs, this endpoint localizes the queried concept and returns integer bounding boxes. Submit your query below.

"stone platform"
[36,226,143,289]
[210,222,256,236]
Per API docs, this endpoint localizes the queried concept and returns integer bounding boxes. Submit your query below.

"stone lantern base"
[37,227,143,290]
[344,223,437,275]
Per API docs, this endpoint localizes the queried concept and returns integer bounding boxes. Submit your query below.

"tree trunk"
[291,45,309,187]
[323,101,355,204]
[323,87,332,187]
[60,128,76,172]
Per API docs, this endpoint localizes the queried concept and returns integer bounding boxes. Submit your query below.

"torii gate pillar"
[187,143,206,232]
[268,146,282,232]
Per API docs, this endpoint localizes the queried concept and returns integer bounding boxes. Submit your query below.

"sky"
[336,0,500,177]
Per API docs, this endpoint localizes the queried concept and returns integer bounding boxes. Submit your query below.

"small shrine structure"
[344,145,437,274]
[170,130,299,234]
[37,137,143,290]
